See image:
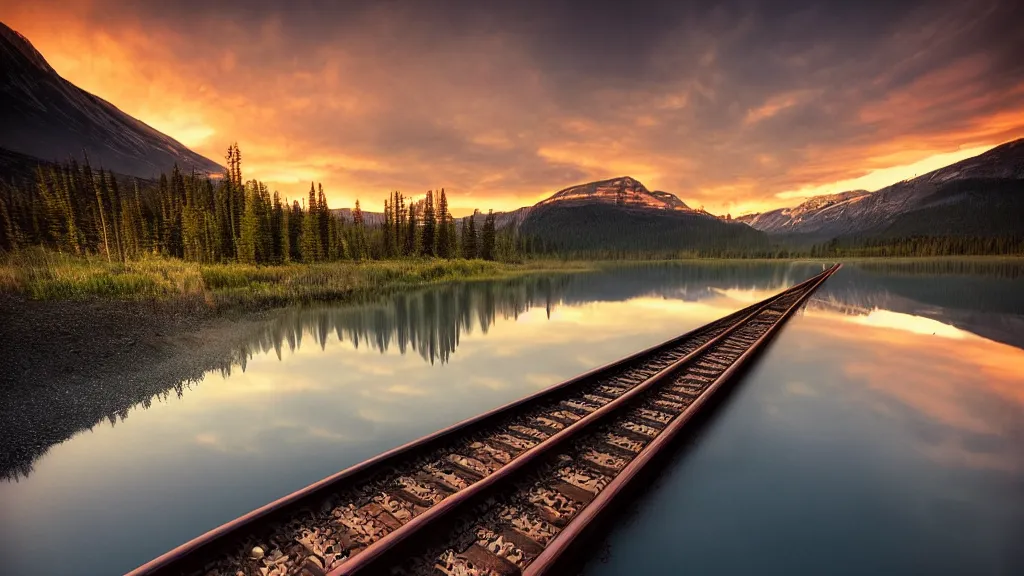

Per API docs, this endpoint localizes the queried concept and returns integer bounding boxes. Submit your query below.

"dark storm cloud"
[5,0,1024,212]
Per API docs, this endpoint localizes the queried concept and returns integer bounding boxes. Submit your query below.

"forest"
[0,144,528,264]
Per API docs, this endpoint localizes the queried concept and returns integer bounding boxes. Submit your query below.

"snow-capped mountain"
[0,22,223,178]
[738,138,1024,239]
[535,176,696,212]
[736,190,870,235]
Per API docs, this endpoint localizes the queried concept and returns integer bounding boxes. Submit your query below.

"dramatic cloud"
[3,0,1023,214]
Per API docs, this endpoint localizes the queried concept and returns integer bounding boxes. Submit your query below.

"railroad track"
[130,264,839,576]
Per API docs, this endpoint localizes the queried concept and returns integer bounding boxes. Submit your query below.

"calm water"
[1,260,1022,575]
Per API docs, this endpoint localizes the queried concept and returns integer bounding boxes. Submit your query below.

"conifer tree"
[405,201,418,256]
[106,169,124,261]
[383,198,394,258]
[289,200,303,262]
[93,164,112,261]
[280,201,291,264]
[421,190,436,256]
[271,191,285,263]
[481,209,496,261]
[352,199,366,260]
[301,183,321,262]
[317,183,330,258]
[466,213,478,258]
[437,188,451,258]
[460,216,470,259]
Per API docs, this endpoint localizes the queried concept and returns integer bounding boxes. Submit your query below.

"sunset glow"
[4,0,1023,215]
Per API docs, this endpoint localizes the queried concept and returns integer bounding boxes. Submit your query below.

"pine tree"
[421,190,436,256]
[352,199,366,260]
[383,198,394,258]
[93,163,112,261]
[289,200,303,262]
[481,209,496,261]
[301,182,321,262]
[280,201,291,264]
[271,191,285,263]
[437,188,451,258]
[353,199,363,226]
[460,216,470,259]
[392,191,404,256]
[317,183,330,258]
[106,170,124,261]
[466,212,478,258]
[405,201,418,256]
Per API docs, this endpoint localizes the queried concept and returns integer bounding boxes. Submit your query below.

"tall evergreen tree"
[289,200,303,262]
[382,198,394,258]
[421,190,436,257]
[317,183,330,258]
[437,188,451,258]
[460,216,470,259]
[271,191,285,263]
[93,164,112,261]
[405,201,418,256]
[279,200,291,264]
[466,212,479,258]
[481,209,496,261]
[301,182,321,262]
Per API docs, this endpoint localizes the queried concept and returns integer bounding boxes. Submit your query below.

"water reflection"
[3,259,1022,484]
[2,259,1023,576]
[581,262,1024,576]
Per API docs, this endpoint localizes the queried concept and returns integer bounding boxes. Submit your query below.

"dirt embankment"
[0,295,268,480]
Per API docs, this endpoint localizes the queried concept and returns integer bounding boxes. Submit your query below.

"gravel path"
[0,295,269,480]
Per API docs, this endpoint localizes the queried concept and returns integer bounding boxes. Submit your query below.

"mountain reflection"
[4,260,1022,481]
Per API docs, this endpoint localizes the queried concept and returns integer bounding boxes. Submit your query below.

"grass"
[4,251,1019,311]
[0,248,592,311]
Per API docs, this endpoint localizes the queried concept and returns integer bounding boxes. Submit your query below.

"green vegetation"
[0,143,534,265]
[0,248,591,309]
[808,235,1024,258]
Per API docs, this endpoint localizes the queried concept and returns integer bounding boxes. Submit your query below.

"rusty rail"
[328,264,839,576]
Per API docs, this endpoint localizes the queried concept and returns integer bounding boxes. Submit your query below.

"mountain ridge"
[738,139,1024,239]
[0,21,222,179]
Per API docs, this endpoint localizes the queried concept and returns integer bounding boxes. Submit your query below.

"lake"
[1,260,1022,575]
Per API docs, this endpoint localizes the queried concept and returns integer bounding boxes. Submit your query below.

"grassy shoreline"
[3,251,1021,311]
[0,249,594,311]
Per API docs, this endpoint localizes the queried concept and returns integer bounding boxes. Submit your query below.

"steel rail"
[128,265,835,576]
[328,264,839,576]
[523,262,840,575]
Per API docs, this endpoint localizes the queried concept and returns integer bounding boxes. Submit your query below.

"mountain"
[736,190,870,235]
[332,208,385,227]
[0,22,222,178]
[536,176,696,211]
[519,176,767,253]
[739,139,1024,241]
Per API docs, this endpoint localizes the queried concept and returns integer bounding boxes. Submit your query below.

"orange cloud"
[4,1,1024,216]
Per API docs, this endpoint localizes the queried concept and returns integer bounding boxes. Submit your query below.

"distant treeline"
[0,144,549,263]
[809,235,1024,258]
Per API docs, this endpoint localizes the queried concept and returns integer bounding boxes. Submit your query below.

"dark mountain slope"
[520,202,768,254]
[741,138,1024,240]
[0,22,222,179]
[878,178,1023,238]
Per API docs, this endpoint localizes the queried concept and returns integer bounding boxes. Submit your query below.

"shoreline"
[2,253,1021,311]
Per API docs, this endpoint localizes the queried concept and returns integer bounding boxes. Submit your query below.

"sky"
[2,0,1023,216]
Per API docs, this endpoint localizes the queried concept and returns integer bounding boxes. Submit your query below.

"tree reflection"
[5,259,1022,481]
